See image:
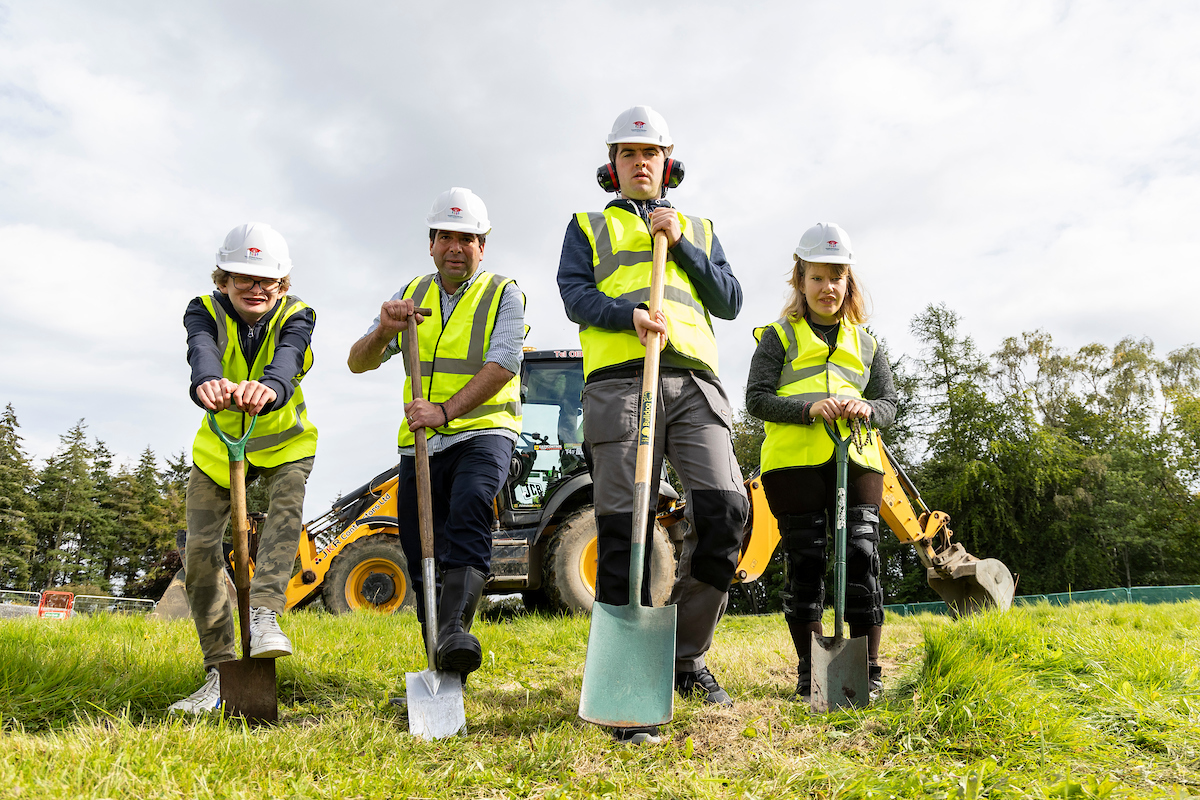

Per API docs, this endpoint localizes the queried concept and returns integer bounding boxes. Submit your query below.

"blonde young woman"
[745,222,897,701]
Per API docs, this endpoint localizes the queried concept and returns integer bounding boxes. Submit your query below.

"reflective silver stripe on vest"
[460,400,521,420]
[403,274,510,378]
[776,321,802,388]
[829,362,868,387]
[787,391,860,403]
[613,286,708,317]
[466,274,507,365]
[587,212,621,284]
[595,250,653,284]
[858,328,877,383]
[591,213,708,285]
[246,402,309,452]
[776,320,870,392]
[779,363,827,388]
[205,401,308,454]
[685,216,708,254]
[211,301,230,357]
[399,275,436,364]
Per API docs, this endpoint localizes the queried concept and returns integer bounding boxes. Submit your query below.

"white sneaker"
[249,606,293,658]
[168,667,222,714]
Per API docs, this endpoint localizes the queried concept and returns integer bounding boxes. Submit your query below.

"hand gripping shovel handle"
[402,308,439,670]
[207,411,257,656]
[823,419,851,640]
[629,231,669,606]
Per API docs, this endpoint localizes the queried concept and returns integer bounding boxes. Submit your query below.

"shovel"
[209,411,278,723]
[810,418,871,713]
[578,230,677,729]
[401,306,466,741]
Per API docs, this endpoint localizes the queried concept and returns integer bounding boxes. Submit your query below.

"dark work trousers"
[583,368,749,672]
[396,433,514,625]
[762,462,885,626]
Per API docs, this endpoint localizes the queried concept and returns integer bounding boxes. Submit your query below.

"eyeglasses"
[230,275,281,292]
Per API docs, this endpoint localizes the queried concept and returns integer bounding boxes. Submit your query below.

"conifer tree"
[30,421,103,589]
[0,404,36,589]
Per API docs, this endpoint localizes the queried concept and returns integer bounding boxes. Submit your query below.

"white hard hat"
[605,105,673,147]
[215,222,293,279]
[426,187,491,235]
[794,222,855,265]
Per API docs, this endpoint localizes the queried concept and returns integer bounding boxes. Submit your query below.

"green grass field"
[1,600,1198,799]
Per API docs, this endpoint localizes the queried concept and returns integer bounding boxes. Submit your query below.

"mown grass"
[1,601,1198,799]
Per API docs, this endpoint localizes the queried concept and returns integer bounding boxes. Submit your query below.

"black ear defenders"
[596,162,620,193]
[595,158,686,195]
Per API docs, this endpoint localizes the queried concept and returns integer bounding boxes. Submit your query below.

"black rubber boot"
[851,623,883,700]
[787,617,823,701]
[435,566,487,675]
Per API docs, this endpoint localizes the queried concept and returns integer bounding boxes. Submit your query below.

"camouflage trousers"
[184,458,313,667]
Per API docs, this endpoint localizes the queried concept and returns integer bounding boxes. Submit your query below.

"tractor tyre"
[543,506,675,615]
[521,589,554,614]
[322,534,415,615]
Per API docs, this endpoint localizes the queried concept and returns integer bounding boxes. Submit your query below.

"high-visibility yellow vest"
[754,316,884,473]
[574,206,719,379]
[192,294,318,488]
[396,271,522,447]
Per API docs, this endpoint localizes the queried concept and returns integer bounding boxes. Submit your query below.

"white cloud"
[1,0,1198,520]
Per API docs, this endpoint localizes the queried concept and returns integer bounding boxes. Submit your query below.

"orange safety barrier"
[38,591,74,619]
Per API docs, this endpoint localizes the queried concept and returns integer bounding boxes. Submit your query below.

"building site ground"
[1,600,1197,799]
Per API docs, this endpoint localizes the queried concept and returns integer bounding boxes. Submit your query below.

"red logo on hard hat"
[449,207,462,217]
[247,247,262,260]
[827,241,838,247]
[633,121,646,129]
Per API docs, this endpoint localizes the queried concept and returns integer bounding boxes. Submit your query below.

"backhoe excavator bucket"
[926,553,1015,618]
[879,442,1016,617]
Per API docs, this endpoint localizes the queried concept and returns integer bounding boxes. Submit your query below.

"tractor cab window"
[508,357,587,508]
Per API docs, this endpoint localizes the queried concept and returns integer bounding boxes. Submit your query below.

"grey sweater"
[745,322,898,428]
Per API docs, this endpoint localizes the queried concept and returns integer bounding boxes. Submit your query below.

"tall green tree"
[0,404,37,589]
[129,448,185,592]
[30,421,107,589]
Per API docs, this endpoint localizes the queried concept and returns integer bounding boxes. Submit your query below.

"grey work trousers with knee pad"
[184,458,313,668]
[583,368,749,672]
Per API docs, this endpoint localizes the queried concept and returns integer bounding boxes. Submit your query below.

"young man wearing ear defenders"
[557,105,749,744]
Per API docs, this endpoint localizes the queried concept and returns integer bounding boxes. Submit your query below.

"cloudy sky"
[3,1,1198,518]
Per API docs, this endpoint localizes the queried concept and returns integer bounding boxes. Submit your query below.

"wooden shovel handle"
[230,459,253,656]
[628,230,669,605]
[403,311,435,563]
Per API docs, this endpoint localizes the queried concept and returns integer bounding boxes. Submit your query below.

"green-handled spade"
[810,418,871,713]
[208,412,279,723]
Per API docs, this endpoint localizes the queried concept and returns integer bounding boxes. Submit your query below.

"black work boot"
[850,623,884,701]
[675,666,733,707]
[435,566,487,675]
[787,617,823,701]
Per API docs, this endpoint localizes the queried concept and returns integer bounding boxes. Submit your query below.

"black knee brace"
[779,511,827,622]
[688,489,750,589]
[845,505,884,626]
